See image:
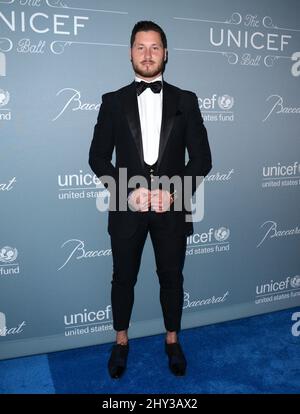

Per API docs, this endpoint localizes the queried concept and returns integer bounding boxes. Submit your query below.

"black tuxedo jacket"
[89,80,212,238]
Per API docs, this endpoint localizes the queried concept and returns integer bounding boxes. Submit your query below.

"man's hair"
[130,21,167,49]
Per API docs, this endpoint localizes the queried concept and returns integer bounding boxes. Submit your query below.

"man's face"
[131,30,167,80]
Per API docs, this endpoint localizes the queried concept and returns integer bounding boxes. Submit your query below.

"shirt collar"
[135,74,163,83]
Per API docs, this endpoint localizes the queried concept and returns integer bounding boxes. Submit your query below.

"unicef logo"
[290,275,300,289]
[0,247,18,263]
[214,227,230,242]
[0,89,10,107]
[218,95,234,110]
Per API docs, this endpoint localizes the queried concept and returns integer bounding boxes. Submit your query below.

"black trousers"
[110,210,187,332]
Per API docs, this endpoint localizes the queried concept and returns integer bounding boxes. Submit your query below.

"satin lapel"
[119,82,144,168]
[156,82,180,171]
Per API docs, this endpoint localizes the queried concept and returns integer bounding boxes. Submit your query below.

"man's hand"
[128,188,151,212]
[150,189,173,213]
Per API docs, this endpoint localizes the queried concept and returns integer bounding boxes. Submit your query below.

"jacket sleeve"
[182,92,212,196]
[88,93,117,183]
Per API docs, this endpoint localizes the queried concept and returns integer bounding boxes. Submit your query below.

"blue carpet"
[0,307,299,394]
[0,355,55,394]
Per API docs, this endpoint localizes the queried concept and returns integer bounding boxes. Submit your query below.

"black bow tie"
[135,80,162,96]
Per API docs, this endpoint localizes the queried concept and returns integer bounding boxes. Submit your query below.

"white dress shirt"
[135,75,163,165]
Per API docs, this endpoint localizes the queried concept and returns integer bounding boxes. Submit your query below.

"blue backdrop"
[0,0,300,360]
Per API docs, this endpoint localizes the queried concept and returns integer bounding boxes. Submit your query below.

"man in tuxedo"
[89,21,212,379]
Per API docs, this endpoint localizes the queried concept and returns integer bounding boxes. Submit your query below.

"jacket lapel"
[156,81,180,171]
[120,82,144,168]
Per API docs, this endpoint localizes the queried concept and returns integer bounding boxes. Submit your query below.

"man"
[89,21,212,379]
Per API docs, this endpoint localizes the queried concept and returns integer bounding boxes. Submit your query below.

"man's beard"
[132,59,165,79]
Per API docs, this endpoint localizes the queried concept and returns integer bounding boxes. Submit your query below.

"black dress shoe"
[165,342,187,376]
[108,343,129,379]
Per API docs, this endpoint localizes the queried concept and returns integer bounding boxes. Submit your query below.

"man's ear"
[164,49,168,62]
